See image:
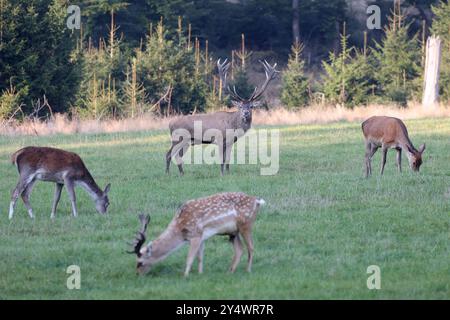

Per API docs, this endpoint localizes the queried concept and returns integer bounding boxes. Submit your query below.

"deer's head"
[128,214,154,275]
[407,144,426,171]
[95,183,111,214]
[217,59,279,118]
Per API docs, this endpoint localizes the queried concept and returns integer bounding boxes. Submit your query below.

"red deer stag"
[166,59,279,175]
[362,116,426,177]
[9,146,111,219]
[128,192,266,277]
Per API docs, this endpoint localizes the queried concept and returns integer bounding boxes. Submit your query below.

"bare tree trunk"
[110,9,114,59]
[422,36,442,108]
[292,0,300,43]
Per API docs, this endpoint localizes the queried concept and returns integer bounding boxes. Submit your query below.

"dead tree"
[422,35,442,108]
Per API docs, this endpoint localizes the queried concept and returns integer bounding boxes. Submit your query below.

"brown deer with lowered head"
[362,116,426,177]
[165,59,279,175]
[128,192,266,277]
[9,146,111,219]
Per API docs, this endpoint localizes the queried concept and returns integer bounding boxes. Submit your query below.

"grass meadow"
[0,118,449,299]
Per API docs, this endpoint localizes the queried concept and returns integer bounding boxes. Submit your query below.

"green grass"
[0,118,449,299]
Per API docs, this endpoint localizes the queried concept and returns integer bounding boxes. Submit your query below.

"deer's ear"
[231,100,243,108]
[104,183,111,195]
[251,100,262,108]
[418,143,426,154]
[406,145,414,154]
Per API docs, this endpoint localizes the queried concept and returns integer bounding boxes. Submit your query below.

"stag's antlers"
[217,59,247,101]
[217,59,279,102]
[218,59,240,101]
[127,214,150,257]
[249,60,279,101]
[217,59,230,87]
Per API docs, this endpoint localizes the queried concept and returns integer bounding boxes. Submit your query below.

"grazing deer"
[362,116,426,177]
[128,192,266,277]
[9,146,111,219]
[166,59,279,175]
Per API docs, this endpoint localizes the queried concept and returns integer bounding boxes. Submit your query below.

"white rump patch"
[256,198,266,206]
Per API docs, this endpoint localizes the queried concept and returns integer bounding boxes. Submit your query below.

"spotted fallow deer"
[128,192,266,277]
[362,116,426,177]
[9,146,111,219]
[165,59,279,176]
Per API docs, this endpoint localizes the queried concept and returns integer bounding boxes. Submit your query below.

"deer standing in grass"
[166,59,279,175]
[128,192,266,277]
[9,146,111,219]
[362,116,426,177]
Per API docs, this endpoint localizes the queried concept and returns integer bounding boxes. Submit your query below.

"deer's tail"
[256,198,266,206]
[10,148,25,167]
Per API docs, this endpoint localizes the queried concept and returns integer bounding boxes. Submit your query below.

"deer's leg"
[51,183,64,219]
[184,237,202,277]
[65,179,78,217]
[365,142,377,178]
[229,234,243,273]
[380,145,388,176]
[197,241,205,274]
[364,141,371,178]
[396,148,402,173]
[9,179,28,219]
[173,142,189,176]
[165,146,172,174]
[166,142,176,174]
[240,228,254,273]
[369,144,378,176]
[177,144,188,176]
[21,179,36,219]
[219,142,225,176]
[220,141,232,175]
[225,144,232,173]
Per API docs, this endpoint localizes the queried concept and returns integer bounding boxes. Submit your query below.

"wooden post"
[422,36,442,108]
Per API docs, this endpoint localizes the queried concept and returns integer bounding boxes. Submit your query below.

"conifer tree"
[0,0,81,115]
[137,20,207,115]
[231,34,254,102]
[281,40,309,109]
[322,23,375,107]
[322,23,352,106]
[122,58,146,117]
[372,5,421,106]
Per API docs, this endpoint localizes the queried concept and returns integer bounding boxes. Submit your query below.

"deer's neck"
[398,135,417,154]
[237,109,252,132]
[77,174,103,201]
[397,124,416,153]
[149,225,186,264]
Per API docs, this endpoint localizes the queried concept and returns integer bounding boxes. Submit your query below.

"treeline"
[283,1,450,108]
[0,0,449,120]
